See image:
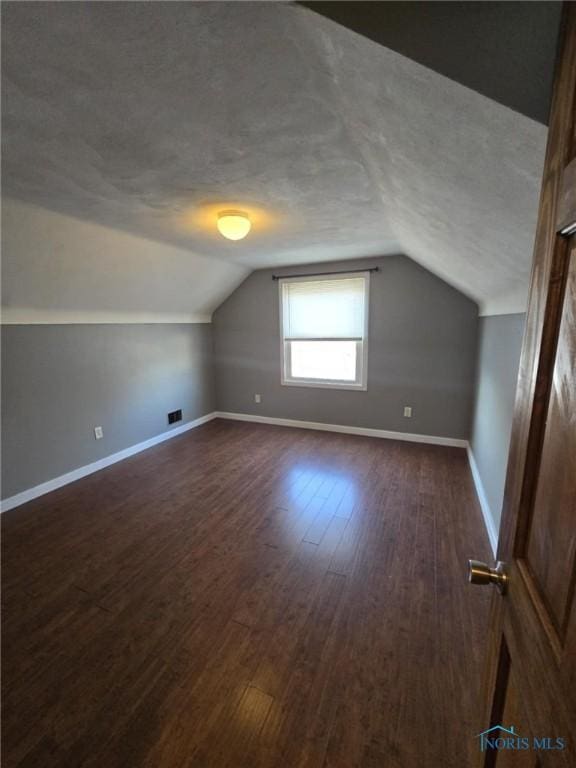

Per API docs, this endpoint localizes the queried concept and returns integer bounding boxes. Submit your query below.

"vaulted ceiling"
[302,1,561,124]
[2,2,557,317]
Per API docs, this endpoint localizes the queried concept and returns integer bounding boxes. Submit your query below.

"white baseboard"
[0,412,217,513]
[466,446,499,556]
[2,409,495,564]
[216,412,498,553]
[214,411,468,448]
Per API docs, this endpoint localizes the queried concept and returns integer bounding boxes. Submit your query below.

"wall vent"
[168,409,182,425]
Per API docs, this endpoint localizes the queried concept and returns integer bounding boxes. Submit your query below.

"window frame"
[279,271,370,391]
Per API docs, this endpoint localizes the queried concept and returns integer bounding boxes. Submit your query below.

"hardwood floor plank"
[2,420,492,768]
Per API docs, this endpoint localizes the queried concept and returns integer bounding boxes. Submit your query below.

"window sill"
[281,379,367,392]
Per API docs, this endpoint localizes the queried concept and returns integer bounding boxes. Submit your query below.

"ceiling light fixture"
[217,211,251,241]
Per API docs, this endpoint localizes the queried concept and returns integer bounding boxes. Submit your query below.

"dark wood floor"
[2,419,492,768]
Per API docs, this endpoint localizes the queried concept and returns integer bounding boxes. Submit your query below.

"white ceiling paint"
[1,198,249,324]
[306,11,547,315]
[2,2,547,318]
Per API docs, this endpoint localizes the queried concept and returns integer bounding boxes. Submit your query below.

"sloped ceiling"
[2,1,551,318]
[1,197,249,324]
[302,1,561,125]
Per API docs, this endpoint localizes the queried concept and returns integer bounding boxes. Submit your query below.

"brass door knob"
[468,559,508,594]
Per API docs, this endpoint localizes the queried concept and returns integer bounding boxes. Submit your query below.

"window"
[280,272,369,390]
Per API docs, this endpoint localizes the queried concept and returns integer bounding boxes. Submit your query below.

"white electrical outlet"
[94,426,104,439]
[403,406,412,418]
[254,394,262,404]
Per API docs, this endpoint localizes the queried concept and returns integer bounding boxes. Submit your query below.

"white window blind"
[279,273,369,390]
[282,277,366,340]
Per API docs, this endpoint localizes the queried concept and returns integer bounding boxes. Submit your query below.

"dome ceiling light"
[217,211,251,241]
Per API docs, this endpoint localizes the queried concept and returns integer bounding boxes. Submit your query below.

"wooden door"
[474,6,576,767]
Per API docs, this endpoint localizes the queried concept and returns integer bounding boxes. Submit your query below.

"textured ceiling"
[302,1,561,125]
[2,1,549,315]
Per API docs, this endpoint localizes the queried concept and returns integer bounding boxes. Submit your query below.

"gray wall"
[470,313,525,535]
[213,256,479,439]
[1,323,214,498]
